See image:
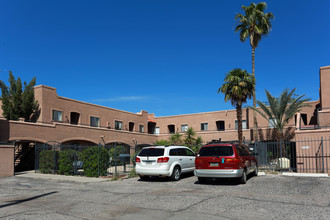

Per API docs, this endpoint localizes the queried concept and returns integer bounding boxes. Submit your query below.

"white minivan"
[135,146,195,181]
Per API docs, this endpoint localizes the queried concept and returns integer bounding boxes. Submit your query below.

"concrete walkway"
[15,171,111,183]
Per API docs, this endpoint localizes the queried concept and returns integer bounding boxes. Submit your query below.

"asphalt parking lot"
[0,173,329,220]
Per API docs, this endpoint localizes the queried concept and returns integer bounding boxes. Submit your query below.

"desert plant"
[235,2,274,139]
[219,68,255,144]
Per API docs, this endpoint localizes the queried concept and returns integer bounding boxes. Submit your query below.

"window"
[268,118,277,128]
[115,121,122,130]
[139,148,164,157]
[236,145,249,156]
[216,121,225,131]
[235,120,247,130]
[201,123,208,131]
[155,127,160,135]
[129,122,134,132]
[139,124,144,133]
[70,112,80,125]
[181,124,188,132]
[199,146,234,157]
[90,116,100,127]
[185,149,195,156]
[168,125,175,134]
[52,110,63,122]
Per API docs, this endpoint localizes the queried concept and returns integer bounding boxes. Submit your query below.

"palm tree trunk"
[252,47,258,141]
[236,102,243,144]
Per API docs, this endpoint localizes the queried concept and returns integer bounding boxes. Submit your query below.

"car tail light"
[136,157,141,163]
[157,157,169,163]
[225,158,240,163]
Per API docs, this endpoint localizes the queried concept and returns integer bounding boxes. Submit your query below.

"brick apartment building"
[1,65,330,175]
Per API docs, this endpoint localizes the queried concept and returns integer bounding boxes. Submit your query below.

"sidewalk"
[15,170,111,183]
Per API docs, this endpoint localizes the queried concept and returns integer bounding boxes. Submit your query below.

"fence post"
[53,144,56,174]
[280,140,282,172]
[321,137,324,173]
[115,142,117,177]
[34,142,37,173]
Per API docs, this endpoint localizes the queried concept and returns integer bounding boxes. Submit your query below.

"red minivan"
[194,142,258,184]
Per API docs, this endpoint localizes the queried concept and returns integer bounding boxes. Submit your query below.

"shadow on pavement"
[0,191,58,209]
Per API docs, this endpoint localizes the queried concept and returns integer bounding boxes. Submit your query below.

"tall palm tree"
[235,2,274,140]
[219,68,255,144]
[251,88,311,141]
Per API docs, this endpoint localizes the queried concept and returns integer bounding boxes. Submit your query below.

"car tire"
[198,177,207,183]
[139,175,149,181]
[253,165,258,177]
[171,166,181,181]
[240,169,247,184]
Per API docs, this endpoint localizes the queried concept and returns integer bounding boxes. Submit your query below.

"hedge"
[81,147,110,177]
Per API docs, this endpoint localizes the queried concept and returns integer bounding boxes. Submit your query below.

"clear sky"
[0,0,329,117]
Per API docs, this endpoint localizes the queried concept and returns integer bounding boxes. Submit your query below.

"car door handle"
[190,159,192,160]
[179,159,182,161]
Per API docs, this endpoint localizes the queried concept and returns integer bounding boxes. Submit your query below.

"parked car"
[136,145,195,181]
[194,142,258,184]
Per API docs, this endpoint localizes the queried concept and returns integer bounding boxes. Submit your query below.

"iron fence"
[35,142,134,177]
[251,137,330,173]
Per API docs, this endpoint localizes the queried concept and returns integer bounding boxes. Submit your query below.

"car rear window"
[138,148,164,157]
[198,146,233,157]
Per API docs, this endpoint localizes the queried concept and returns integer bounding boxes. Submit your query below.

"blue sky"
[0,0,329,117]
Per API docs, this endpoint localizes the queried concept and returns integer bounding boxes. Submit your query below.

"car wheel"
[198,177,207,183]
[253,165,258,176]
[240,169,247,184]
[171,166,181,181]
[139,175,149,181]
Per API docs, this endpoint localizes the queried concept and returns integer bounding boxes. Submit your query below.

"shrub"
[81,146,109,177]
[58,149,78,175]
[109,145,127,166]
[39,150,58,174]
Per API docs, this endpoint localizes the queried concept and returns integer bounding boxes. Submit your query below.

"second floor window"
[90,116,100,127]
[181,124,188,132]
[52,110,63,122]
[269,118,277,128]
[115,121,122,130]
[235,120,247,130]
[139,125,144,133]
[201,123,208,131]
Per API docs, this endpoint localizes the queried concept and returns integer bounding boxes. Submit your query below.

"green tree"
[0,71,38,121]
[169,132,183,145]
[219,68,255,144]
[235,2,274,140]
[184,127,203,153]
[22,78,39,121]
[250,88,311,141]
[154,139,171,146]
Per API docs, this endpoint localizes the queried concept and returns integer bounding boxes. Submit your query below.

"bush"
[81,147,109,177]
[109,145,127,166]
[39,150,58,174]
[58,149,79,175]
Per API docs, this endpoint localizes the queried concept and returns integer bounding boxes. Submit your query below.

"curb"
[281,172,328,178]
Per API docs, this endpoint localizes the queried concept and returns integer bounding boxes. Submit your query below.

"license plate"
[210,162,219,167]
[145,161,153,164]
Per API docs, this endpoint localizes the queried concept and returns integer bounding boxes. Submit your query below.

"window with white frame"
[90,116,100,127]
[268,118,277,128]
[139,124,144,133]
[181,124,188,132]
[52,110,63,122]
[115,120,122,130]
[235,120,247,130]
[155,127,160,135]
[201,123,208,131]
